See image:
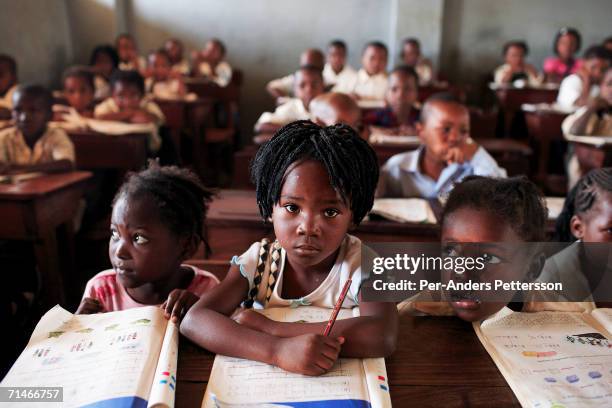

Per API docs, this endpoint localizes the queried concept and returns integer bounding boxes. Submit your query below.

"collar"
[399,145,424,173]
[357,68,386,81]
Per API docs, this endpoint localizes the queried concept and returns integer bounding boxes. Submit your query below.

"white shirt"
[145,77,183,99]
[118,56,146,72]
[0,84,18,109]
[493,64,542,87]
[323,63,357,88]
[267,73,296,96]
[171,59,191,76]
[255,98,311,128]
[334,68,388,100]
[414,58,434,86]
[556,74,600,110]
[198,61,233,87]
[93,76,110,100]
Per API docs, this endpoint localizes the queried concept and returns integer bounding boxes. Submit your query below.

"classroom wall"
[65,0,117,65]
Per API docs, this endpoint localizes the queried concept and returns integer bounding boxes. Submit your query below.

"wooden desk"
[493,86,558,136]
[0,171,91,307]
[175,315,519,407]
[68,130,148,171]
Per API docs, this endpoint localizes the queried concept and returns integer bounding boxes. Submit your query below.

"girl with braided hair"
[76,163,219,321]
[181,120,398,376]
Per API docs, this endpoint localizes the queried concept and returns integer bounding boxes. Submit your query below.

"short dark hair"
[297,64,324,80]
[553,27,582,55]
[401,38,421,52]
[89,44,119,68]
[364,41,388,56]
[62,66,95,91]
[114,163,214,243]
[419,92,464,124]
[390,65,419,85]
[110,69,145,95]
[13,84,54,111]
[251,120,379,225]
[328,40,347,52]
[209,38,226,56]
[148,49,171,63]
[442,176,548,241]
[0,54,17,77]
[116,33,135,45]
[503,40,529,57]
[583,45,612,62]
[555,167,612,242]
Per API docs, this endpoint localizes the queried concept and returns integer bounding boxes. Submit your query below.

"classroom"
[1,0,612,407]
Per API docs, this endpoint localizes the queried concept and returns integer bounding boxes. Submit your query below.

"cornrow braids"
[250,120,379,226]
[113,162,215,243]
[442,176,548,242]
[555,167,612,242]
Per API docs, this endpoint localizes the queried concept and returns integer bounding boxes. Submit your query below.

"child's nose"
[297,213,320,236]
[114,240,131,260]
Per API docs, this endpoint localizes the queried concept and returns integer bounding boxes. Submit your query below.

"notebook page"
[591,308,612,334]
[370,198,436,224]
[148,322,179,408]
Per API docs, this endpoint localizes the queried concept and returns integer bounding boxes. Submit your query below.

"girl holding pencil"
[181,121,398,376]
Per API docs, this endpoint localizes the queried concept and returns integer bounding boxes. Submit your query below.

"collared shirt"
[198,61,233,87]
[556,74,600,110]
[377,145,507,199]
[255,98,311,128]
[323,63,357,88]
[118,56,146,72]
[493,64,542,86]
[267,73,296,96]
[334,68,388,101]
[145,77,183,99]
[0,126,75,165]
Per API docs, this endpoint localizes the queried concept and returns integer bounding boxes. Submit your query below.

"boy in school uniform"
[164,38,190,76]
[255,65,324,134]
[193,39,233,87]
[377,94,506,199]
[493,41,542,86]
[54,66,96,120]
[145,50,186,99]
[0,85,74,173]
[94,70,165,152]
[400,38,434,86]
[0,54,18,120]
[116,33,146,73]
[323,40,357,90]
[334,41,388,101]
[557,45,611,110]
[266,49,325,100]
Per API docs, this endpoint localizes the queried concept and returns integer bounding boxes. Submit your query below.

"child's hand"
[275,334,345,376]
[161,289,199,323]
[232,309,274,333]
[76,298,103,314]
[444,139,479,165]
[130,109,155,124]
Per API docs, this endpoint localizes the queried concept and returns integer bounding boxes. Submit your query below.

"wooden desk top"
[175,315,519,407]
[0,171,92,200]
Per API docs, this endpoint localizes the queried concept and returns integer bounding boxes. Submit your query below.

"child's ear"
[570,214,585,240]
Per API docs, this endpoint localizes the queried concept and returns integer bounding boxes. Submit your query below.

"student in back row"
[323,40,356,90]
[145,50,187,99]
[400,38,433,86]
[334,41,388,101]
[266,49,325,100]
[164,38,190,75]
[116,33,146,73]
[192,38,233,87]
[493,41,541,86]
[0,54,18,120]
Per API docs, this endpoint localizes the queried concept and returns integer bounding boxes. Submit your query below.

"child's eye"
[110,229,119,242]
[284,204,299,213]
[481,253,502,264]
[133,233,149,245]
[324,208,340,218]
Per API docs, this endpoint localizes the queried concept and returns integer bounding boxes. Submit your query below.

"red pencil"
[323,278,352,336]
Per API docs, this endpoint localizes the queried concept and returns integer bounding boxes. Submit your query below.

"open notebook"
[202,306,391,408]
[474,307,612,407]
[1,306,178,408]
[564,133,612,148]
[369,198,437,224]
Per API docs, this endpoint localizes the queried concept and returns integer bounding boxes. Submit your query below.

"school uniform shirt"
[198,61,233,87]
[323,63,357,88]
[0,126,75,165]
[556,73,600,110]
[93,75,111,100]
[231,234,364,309]
[334,69,388,101]
[82,265,220,312]
[145,77,183,99]
[0,84,18,109]
[377,145,507,199]
[414,58,434,86]
[267,73,296,96]
[543,57,582,79]
[94,96,165,152]
[255,98,311,128]
[171,59,191,76]
[363,106,420,128]
[118,56,146,72]
[493,64,542,87]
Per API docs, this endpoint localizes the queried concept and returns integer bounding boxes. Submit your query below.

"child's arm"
[181,265,345,375]
[569,98,608,135]
[95,110,137,122]
[161,289,199,322]
[3,159,74,175]
[76,297,103,314]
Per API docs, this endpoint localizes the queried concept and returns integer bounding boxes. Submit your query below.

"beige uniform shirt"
[0,126,75,165]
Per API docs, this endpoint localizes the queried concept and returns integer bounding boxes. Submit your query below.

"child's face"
[165,40,183,63]
[271,160,353,271]
[327,46,346,72]
[401,42,420,67]
[64,76,94,112]
[295,70,324,108]
[362,46,387,76]
[601,70,612,104]
[505,45,525,68]
[418,102,470,163]
[441,207,533,322]
[93,53,115,77]
[557,33,578,60]
[12,92,51,140]
[148,53,171,81]
[204,41,223,64]
[117,37,137,62]
[109,195,188,290]
[386,72,418,112]
[584,58,610,85]
[112,81,142,110]
[0,62,16,95]
[571,191,612,243]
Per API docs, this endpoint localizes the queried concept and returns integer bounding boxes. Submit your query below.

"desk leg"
[34,226,65,308]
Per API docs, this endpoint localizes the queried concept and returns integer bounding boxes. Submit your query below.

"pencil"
[323,278,352,336]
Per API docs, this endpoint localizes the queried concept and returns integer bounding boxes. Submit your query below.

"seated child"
[77,164,219,317]
[255,66,324,134]
[398,176,548,321]
[94,70,165,152]
[494,41,541,86]
[0,54,18,120]
[323,40,357,89]
[145,50,186,99]
[543,27,582,84]
[116,33,146,73]
[334,41,388,101]
[364,65,420,135]
[193,38,233,87]
[557,45,611,110]
[89,45,119,100]
[400,38,433,86]
[181,121,398,375]
[377,94,506,199]
[0,85,74,173]
[164,38,190,75]
[55,67,96,120]
[562,66,612,187]
[310,92,362,133]
[266,49,325,100]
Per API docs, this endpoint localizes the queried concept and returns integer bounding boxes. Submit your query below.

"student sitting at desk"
[399,38,433,86]
[89,45,119,100]
[364,65,420,135]
[334,41,388,101]
[164,38,190,76]
[94,70,165,153]
[77,164,219,316]
[323,40,357,90]
[543,27,582,84]
[0,85,74,173]
[54,67,96,120]
[377,94,506,199]
[192,38,233,87]
[116,33,146,73]
[0,54,18,120]
[310,92,362,132]
[556,45,611,110]
[181,121,398,376]
[144,50,186,99]
[493,40,541,87]
[255,65,324,134]
[266,49,325,100]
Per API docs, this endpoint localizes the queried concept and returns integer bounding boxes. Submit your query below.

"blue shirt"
[377,146,507,199]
